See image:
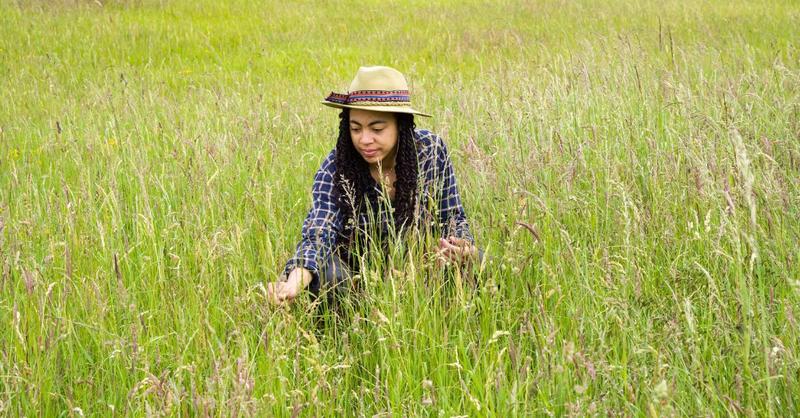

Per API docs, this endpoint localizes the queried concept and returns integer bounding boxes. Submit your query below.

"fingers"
[452,237,478,260]
[440,238,469,257]
[436,239,454,264]
[437,238,466,265]
[266,282,282,305]
[436,237,477,266]
[433,240,450,267]
[434,248,450,268]
[266,281,298,305]
[447,237,471,248]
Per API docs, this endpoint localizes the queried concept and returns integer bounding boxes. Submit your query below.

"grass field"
[1,0,799,416]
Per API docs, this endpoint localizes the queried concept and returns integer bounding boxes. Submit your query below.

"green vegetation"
[1,0,798,415]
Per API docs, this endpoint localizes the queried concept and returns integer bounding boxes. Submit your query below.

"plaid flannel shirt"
[283,129,474,278]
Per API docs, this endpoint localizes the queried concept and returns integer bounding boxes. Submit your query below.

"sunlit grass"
[1,0,798,416]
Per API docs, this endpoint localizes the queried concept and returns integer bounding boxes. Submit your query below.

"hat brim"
[321,100,431,118]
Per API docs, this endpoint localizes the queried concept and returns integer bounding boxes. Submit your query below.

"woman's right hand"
[267,267,313,305]
[435,237,478,267]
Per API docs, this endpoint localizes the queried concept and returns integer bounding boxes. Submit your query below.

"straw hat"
[321,66,431,117]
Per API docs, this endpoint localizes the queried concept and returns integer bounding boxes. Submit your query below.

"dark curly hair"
[334,108,419,244]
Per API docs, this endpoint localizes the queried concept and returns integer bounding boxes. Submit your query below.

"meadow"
[1,0,799,415]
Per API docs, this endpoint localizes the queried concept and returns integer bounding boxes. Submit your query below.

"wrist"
[290,267,313,288]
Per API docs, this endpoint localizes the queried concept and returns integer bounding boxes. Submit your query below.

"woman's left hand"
[436,237,478,267]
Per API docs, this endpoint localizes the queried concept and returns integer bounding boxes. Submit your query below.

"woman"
[267,66,480,306]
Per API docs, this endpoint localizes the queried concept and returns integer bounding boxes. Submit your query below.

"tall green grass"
[1,0,798,415]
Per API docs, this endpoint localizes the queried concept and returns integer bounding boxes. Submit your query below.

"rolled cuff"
[441,217,475,244]
[282,254,320,281]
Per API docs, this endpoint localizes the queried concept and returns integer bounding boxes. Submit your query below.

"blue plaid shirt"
[283,129,474,278]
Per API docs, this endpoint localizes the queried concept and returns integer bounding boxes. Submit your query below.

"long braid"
[392,113,419,233]
[334,109,372,239]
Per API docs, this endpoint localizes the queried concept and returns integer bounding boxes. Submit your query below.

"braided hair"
[334,108,419,243]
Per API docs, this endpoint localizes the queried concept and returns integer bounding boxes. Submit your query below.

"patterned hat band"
[325,90,411,106]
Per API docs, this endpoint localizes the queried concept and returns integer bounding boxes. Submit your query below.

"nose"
[358,132,374,145]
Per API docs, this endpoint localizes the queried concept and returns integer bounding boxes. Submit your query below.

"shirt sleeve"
[283,152,343,280]
[434,135,475,243]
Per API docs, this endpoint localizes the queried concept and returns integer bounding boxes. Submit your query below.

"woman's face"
[349,109,399,168]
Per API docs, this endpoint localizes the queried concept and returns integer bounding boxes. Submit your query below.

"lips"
[362,149,379,157]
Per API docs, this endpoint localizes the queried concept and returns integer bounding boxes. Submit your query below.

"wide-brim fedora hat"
[321,66,431,117]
